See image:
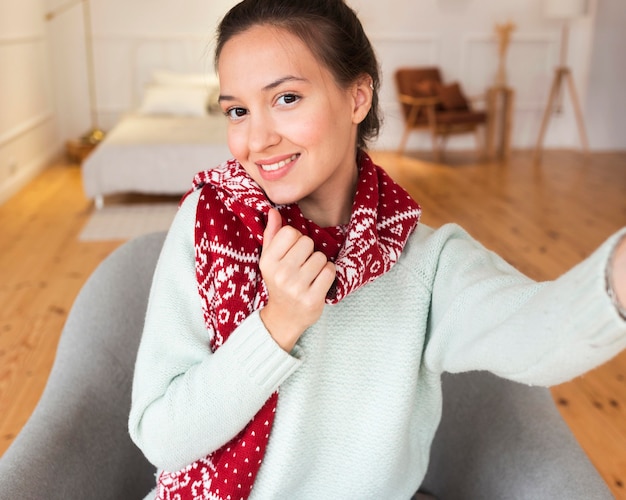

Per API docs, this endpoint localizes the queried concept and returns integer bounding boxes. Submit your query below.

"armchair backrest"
[394,67,442,121]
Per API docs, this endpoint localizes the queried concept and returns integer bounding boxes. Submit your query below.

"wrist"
[259,305,303,352]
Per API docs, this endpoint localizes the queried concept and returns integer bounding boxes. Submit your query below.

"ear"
[350,74,373,125]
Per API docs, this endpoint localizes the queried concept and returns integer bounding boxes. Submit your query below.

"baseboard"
[0,146,62,206]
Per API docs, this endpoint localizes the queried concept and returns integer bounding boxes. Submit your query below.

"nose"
[247,110,280,152]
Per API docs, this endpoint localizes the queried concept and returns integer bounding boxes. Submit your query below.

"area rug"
[79,203,179,241]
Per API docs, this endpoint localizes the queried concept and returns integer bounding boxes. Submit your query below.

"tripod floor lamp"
[534,0,589,163]
[45,0,105,145]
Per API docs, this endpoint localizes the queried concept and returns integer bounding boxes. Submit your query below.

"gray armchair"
[0,232,612,499]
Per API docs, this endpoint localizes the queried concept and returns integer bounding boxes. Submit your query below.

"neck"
[298,167,358,227]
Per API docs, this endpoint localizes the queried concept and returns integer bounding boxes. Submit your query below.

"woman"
[129,1,626,498]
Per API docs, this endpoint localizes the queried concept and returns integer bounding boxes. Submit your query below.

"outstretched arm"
[419,224,626,386]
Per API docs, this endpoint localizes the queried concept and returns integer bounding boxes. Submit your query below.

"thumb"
[263,208,283,248]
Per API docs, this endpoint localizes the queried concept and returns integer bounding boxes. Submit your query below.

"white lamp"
[534,0,589,162]
[45,0,105,145]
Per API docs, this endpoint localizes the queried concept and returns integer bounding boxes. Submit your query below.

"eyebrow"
[218,75,308,103]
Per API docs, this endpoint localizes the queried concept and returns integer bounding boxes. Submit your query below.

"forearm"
[130,310,299,472]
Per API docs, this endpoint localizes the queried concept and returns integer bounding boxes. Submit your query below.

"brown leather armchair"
[394,67,488,161]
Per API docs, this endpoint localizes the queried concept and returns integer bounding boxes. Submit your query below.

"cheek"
[227,126,247,160]
[284,109,335,148]
[308,99,354,144]
[287,123,324,148]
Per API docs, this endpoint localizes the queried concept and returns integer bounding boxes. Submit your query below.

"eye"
[225,107,248,120]
[276,93,300,106]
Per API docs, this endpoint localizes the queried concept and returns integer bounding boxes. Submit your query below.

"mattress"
[82,113,231,203]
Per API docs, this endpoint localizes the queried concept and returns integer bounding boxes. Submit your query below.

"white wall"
[0,0,60,204]
[47,0,612,153]
[46,0,238,138]
[351,0,597,150]
[585,0,626,150]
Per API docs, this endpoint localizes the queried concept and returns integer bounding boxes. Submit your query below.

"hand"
[259,209,336,351]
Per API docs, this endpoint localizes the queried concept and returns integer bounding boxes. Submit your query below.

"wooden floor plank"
[0,164,121,452]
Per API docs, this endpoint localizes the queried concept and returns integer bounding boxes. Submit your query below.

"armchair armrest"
[467,93,487,102]
[420,371,612,499]
[397,93,440,107]
[465,94,487,112]
[398,93,441,128]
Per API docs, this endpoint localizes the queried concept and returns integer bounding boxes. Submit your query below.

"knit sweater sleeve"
[128,189,302,473]
[418,223,626,386]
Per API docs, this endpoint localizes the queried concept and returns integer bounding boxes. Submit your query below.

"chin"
[267,195,299,207]
[262,188,302,207]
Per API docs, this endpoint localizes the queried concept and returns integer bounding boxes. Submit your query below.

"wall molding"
[462,32,559,43]
[370,33,442,64]
[368,32,441,42]
[0,34,45,45]
[0,111,55,148]
[460,32,559,72]
[92,33,213,43]
[459,32,559,111]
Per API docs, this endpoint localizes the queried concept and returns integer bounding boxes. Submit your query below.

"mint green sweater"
[129,188,626,499]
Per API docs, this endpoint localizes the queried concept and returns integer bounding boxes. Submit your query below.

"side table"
[65,139,98,165]
[486,86,515,161]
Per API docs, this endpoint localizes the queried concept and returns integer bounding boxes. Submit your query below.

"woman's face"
[217,25,372,227]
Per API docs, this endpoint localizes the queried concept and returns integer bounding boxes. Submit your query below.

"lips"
[257,153,299,172]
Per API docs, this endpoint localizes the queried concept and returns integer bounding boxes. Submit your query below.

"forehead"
[217,25,322,82]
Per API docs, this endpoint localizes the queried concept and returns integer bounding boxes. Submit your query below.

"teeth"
[260,154,298,172]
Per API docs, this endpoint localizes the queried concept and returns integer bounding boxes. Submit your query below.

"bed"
[82,71,232,208]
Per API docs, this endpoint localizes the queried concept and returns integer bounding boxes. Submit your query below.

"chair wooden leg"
[485,88,497,159]
[533,68,563,164]
[564,70,590,155]
[398,126,411,155]
[502,90,514,160]
[439,136,448,162]
[431,133,440,162]
[474,129,482,161]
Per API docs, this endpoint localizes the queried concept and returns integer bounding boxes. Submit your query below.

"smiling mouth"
[259,154,299,172]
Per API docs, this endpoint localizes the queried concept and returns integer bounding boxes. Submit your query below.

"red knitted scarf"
[156,153,420,500]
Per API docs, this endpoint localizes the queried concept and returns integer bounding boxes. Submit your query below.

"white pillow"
[139,85,208,117]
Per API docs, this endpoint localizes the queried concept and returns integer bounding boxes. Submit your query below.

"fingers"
[261,218,311,269]
[261,226,327,290]
[300,250,335,289]
[258,214,336,351]
[262,208,283,249]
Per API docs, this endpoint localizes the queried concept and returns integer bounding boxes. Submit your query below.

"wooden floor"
[0,150,625,497]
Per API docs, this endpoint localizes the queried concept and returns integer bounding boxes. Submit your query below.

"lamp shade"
[544,0,588,19]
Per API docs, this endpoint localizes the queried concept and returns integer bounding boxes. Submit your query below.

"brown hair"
[215,0,381,151]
